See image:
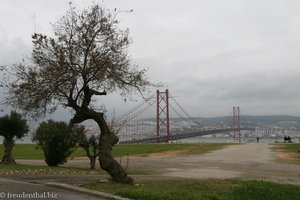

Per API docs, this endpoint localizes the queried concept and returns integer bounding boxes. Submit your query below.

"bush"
[33,120,77,166]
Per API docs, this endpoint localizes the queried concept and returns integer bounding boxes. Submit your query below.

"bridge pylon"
[232,106,241,142]
[156,89,170,143]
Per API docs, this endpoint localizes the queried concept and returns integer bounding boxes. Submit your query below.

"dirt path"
[16,143,300,185]
[125,143,300,184]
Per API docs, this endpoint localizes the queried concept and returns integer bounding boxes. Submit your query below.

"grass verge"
[111,143,233,157]
[82,179,300,200]
[273,143,300,153]
[0,143,233,160]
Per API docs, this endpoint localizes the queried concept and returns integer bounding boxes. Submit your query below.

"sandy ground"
[17,143,300,185]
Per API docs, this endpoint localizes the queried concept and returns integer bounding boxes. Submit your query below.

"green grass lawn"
[0,143,233,160]
[82,179,300,200]
[273,143,300,153]
[111,143,232,157]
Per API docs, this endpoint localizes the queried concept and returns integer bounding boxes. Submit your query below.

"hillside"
[194,115,300,129]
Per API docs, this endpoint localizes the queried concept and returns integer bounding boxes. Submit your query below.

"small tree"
[0,111,29,164]
[76,120,122,170]
[34,120,77,166]
[76,127,100,170]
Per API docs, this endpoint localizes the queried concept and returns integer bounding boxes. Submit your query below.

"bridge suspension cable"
[114,93,155,125]
[168,92,199,125]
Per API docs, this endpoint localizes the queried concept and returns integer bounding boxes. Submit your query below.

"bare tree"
[6,4,151,184]
[76,126,100,170]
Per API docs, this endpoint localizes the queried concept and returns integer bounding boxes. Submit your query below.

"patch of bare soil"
[275,151,300,164]
[124,143,300,185]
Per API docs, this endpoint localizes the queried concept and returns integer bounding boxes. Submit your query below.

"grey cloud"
[2,0,300,118]
[0,34,30,65]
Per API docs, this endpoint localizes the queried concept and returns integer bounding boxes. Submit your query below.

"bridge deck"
[119,128,254,144]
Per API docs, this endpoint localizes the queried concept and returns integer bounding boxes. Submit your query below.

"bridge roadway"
[119,128,254,144]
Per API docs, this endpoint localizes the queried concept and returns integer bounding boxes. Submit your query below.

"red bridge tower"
[156,89,170,143]
[232,106,241,142]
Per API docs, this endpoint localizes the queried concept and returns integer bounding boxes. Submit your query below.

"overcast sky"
[1,0,300,119]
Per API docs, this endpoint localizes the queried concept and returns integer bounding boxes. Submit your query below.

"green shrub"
[33,120,77,166]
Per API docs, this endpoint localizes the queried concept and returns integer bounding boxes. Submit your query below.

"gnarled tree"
[7,4,150,184]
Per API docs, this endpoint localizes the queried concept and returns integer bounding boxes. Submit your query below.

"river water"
[1,133,299,144]
[179,136,300,144]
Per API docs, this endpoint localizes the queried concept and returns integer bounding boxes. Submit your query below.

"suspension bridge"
[110,89,254,144]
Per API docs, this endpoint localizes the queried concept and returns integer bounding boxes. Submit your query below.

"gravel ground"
[15,143,300,185]
[123,143,300,184]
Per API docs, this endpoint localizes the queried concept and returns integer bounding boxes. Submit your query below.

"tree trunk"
[71,109,133,184]
[96,114,133,184]
[1,138,16,164]
[90,156,96,170]
[80,143,98,170]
